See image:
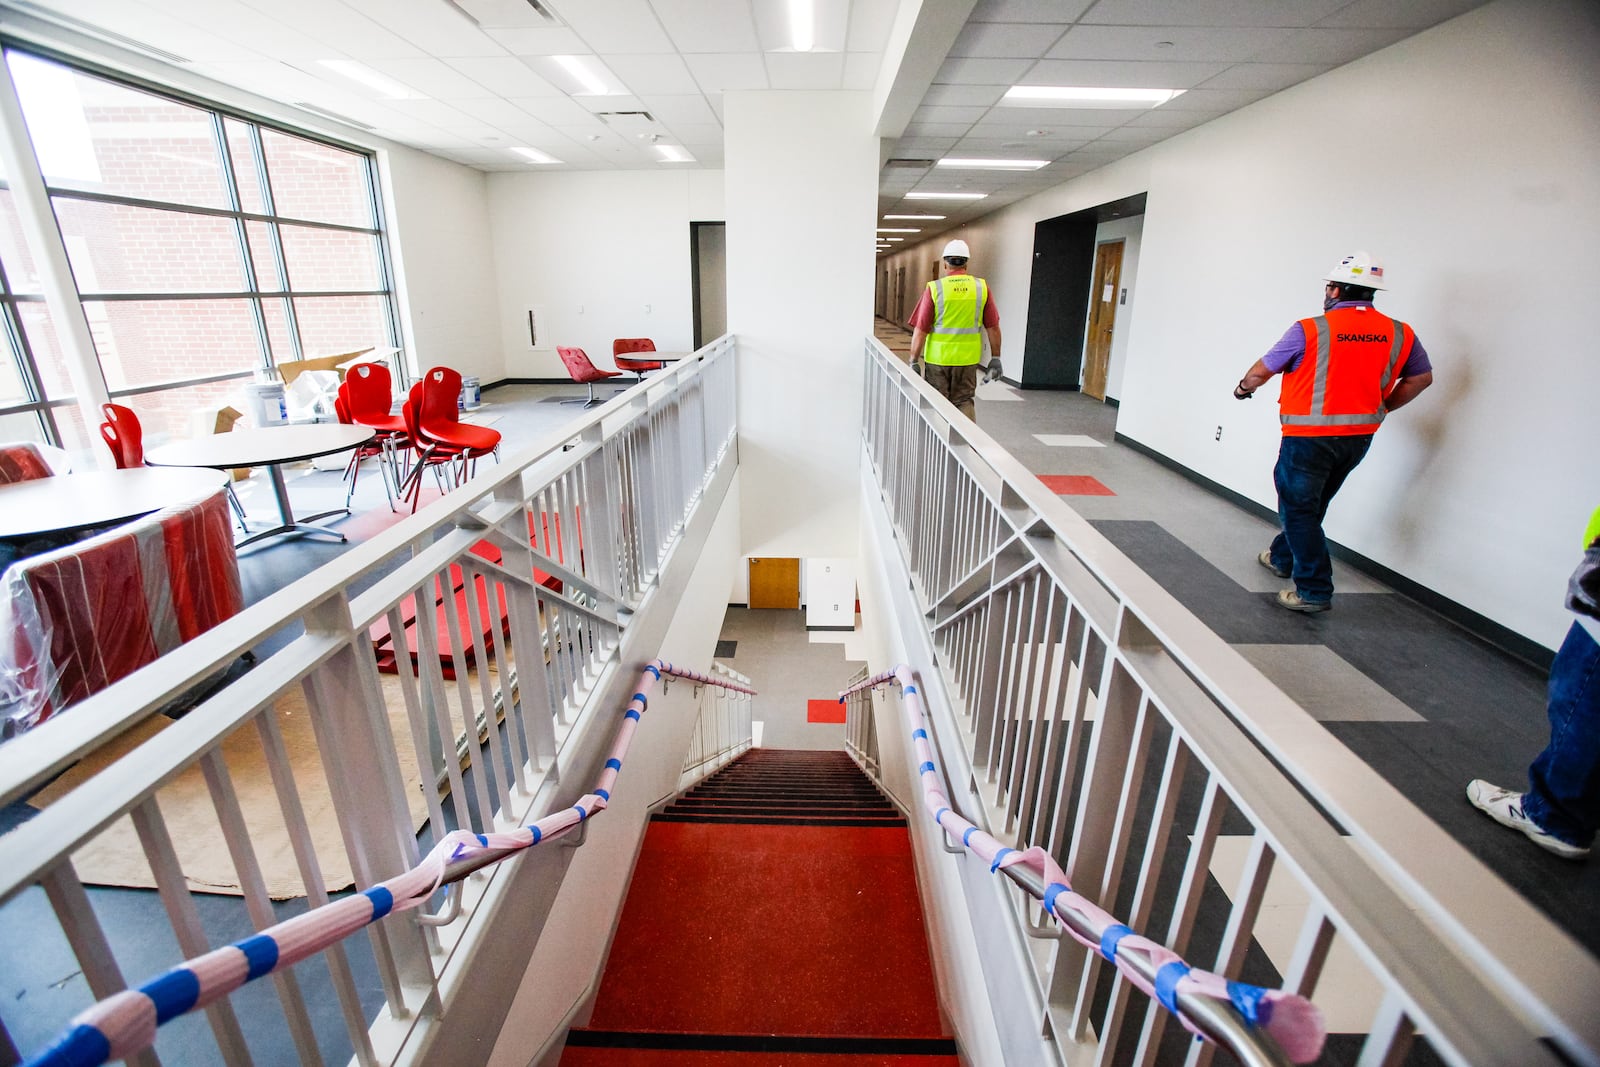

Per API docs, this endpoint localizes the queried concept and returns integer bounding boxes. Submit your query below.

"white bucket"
[460,375,481,410]
[244,382,287,427]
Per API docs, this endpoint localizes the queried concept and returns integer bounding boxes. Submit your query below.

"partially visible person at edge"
[1233,251,1434,613]
[1467,506,1600,861]
[908,239,1002,421]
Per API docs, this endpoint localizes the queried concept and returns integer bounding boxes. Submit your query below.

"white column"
[723,90,878,557]
[0,55,112,463]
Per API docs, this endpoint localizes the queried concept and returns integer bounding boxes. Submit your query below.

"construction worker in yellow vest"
[908,239,1002,421]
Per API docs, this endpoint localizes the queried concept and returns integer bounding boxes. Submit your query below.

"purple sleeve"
[1401,333,1432,377]
[1260,322,1308,374]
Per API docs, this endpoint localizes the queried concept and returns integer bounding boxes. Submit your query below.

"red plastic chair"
[0,443,53,485]
[397,369,501,512]
[99,403,144,469]
[612,337,664,382]
[557,346,622,408]
[397,383,457,512]
[338,363,411,510]
[335,386,398,511]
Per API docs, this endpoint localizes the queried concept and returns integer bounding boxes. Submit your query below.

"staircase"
[562,749,960,1064]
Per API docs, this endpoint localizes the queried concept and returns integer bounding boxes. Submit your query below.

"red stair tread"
[561,1050,957,1066]
[585,821,946,1039]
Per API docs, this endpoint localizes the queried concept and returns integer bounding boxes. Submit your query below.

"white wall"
[486,170,725,379]
[1091,215,1143,401]
[380,148,502,383]
[724,91,878,558]
[804,557,858,628]
[877,0,1600,649]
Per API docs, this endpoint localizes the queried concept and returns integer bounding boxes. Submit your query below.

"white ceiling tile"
[340,0,505,57]
[914,105,990,124]
[950,22,1066,59]
[509,94,603,124]
[557,0,676,52]
[444,56,565,97]
[1251,27,1413,65]
[1123,107,1221,129]
[479,26,588,55]
[447,95,551,126]
[1045,25,1297,63]
[1091,126,1169,144]
[933,57,1035,85]
[380,98,492,129]
[921,83,1005,107]
[578,94,647,113]
[752,0,850,52]
[1159,87,1273,111]
[652,0,761,52]
[765,52,845,90]
[846,0,900,52]
[364,56,495,98]
[684,53,770,92]
[232,0,425,59]
[953,134,1092,152]
[901,122,976,139]
[974,109,1136,131]
[137,0,328,59]
[609,53,700,94]
[665,122,724,144]
[1316,0,1489,29]
[1019,59,1231,89]
[842,52,879,91]
[891,138,960,153]
[642,94,720,125]
[1078,0,1349,27]
[1195,62,1334,92]
[971,0,1094,21]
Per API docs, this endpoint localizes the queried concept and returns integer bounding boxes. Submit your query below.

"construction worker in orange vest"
[1233,252,1434,612]
[908,239,1002,421]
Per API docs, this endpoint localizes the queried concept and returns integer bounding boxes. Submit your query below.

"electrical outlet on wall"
[1215,425,1223,441]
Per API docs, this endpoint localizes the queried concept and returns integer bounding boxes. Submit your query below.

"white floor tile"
[1033,434,1106,448]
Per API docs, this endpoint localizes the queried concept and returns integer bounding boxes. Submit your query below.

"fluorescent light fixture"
[877,227,920,233]
[884,214,945,220]
[885,237,904,242]
[553,54,611,95]
[509,146,561,164]
[937,157,1048,171]
[316,59,424,100]
[905,191,988,200]
[655,144,695,163]
[1001,86,1185,109]
[788,0,814,52]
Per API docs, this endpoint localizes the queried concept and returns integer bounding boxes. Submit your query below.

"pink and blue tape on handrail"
[842,665,1325,1065]
[22,659,753,1067]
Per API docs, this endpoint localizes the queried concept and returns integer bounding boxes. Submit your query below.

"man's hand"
[911,359,925,378]
[1233,380,1254,399]
[983,358,1004,384]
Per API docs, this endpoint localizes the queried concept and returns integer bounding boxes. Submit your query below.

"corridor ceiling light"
[1001,86,1185,109]
[553,54,612,95]
[316,60,425,100]
[905,191,988,200]
[509,146,561,164]
[877,227,920,233]
[788,0,815,52]
[884,214,945,220]
[655,144,695,163]
[937,158,1048,170]
[885,237,904,242]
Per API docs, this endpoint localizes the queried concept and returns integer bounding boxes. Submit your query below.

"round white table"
[0,467,228,541]
[145,424,374,547]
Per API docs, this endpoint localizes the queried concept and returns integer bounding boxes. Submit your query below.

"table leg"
[233,462,352,548]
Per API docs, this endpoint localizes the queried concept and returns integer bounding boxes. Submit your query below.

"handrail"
[843,668,1317,1067]
[20,661,755,1067]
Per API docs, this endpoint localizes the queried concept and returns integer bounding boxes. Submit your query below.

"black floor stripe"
[652,814,906,827]
[566,1030,957,1055]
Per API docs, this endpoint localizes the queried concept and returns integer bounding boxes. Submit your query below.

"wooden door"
[748,557,800,609]
[1082,239,1124,400]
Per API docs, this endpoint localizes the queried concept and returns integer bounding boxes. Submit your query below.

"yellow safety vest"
[1585,505,1600,549]
[923,274,987,366]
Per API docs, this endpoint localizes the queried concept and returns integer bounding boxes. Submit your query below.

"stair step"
[652,813,906,827]
[562,1029,959,1062]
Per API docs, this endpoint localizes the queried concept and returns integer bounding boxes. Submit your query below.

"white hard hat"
[1323,250,1387,290]
[942,239,970,260]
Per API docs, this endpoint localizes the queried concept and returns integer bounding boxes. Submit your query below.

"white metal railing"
[0,336,738,1067]
[676,663,756,793]
[859,336,1600,1067]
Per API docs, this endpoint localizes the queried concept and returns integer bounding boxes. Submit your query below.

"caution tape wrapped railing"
[842,665,1325,1067]
[22,660,755,1067]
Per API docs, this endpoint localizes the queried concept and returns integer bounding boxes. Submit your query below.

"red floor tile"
[1038,474,1114,496]
[807,698,847,723]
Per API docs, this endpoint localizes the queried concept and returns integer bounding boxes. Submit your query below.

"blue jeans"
[1266,435,1373,604]
[1522,622,1600,848]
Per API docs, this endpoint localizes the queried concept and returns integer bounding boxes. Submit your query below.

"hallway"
[871,317,1598,958]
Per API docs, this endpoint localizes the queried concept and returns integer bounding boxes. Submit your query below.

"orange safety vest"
[1279,306,1415,437]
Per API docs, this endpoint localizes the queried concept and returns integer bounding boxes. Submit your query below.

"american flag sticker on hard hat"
[1370,266,1384,277]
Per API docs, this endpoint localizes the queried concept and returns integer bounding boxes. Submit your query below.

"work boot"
[1276,589,1330,613]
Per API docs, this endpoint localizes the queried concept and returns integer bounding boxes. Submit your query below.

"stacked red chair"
[556,346,623,408]
[612,337,664,382]
[396,367,500,512]
[335,363,411,512]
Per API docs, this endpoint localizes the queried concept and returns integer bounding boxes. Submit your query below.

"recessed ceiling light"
[883,214,945,220]
[655,144,695,163]
[788,0,814,52]
[1002,86,1185,109]
[553,54,612,95]
[937,158,1048,171]
[509,146,561,164]
[877,227,920,233]
[316,60,424,100]
[905,191,988,200]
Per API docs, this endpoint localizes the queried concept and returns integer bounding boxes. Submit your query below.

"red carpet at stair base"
[563,750,959,1064]
[806,698,847,724]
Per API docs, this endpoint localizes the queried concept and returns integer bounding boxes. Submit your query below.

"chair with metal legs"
[556,346,623,408]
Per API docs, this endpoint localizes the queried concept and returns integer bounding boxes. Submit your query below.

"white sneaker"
[1466,780,1590,860]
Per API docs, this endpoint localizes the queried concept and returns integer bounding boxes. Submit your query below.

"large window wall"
[0,46,400,452]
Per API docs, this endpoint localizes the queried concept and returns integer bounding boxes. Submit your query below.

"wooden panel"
[748,557,799,609]
[1083,239,1124,400]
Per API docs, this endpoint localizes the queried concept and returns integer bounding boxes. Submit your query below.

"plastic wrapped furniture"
[0,442,52,485]
[612,337,664,382]
[0,487,243,739]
